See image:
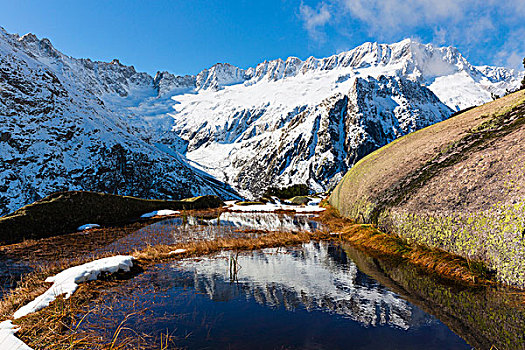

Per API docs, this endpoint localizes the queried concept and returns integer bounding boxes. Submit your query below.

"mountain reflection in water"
[98,212,325,254]
[80,241,468,349]
[180,242,427,330]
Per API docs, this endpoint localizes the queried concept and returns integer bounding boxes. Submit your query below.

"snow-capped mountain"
[0,28,239,215]
[0,27,522,213]
[149,39,522,197]
[177,242,432,329]
[154,38,522,109]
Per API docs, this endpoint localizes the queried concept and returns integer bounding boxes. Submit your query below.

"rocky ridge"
[0,28,238,215]
[0,26,523,212]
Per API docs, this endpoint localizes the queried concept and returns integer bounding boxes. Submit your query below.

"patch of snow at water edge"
[141,210,180,218]
[294,206,326,213]
[229,201,325,213]
[0,320,33,350]
[168,249,188,255]
[307,197,322,206]
[77,224,101,231]
[209,212,323,233]
[12,256,134,319]
[223,200,238,207]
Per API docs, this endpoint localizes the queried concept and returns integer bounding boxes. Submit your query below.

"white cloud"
[494,28,525,69]
[505,52,523,70]
[336,0,466,33]
[298,0,525,69]
[299,2,332,41]
[433,27,447,45]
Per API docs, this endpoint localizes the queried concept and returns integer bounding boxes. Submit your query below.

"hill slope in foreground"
[329,90,525,287]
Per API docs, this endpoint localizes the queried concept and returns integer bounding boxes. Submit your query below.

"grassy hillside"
[329,90,525,287]
[0,191,224,245]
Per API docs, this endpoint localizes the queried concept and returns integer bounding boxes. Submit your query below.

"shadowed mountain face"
[1,27,523,213]
[0,29,239,215]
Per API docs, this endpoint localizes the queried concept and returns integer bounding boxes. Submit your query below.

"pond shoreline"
[1,208,524,349]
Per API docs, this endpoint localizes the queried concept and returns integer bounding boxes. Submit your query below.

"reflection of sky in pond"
[97,212,326,255]
[80,242,469,349]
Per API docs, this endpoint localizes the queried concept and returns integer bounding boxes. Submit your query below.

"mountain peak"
[0,24,522,214]
[110,58,123,66]
[19,32,39,43]
[195,62,246,91]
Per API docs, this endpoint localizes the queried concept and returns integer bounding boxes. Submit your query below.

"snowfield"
[0,27,523,212]
[134,39,524,198]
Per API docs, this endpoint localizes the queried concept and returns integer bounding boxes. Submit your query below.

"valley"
[1,22,525,350]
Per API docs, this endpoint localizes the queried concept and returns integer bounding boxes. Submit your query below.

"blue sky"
[0,0,524,75]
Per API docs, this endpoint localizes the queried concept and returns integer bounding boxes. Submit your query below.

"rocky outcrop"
[329,90,525,287]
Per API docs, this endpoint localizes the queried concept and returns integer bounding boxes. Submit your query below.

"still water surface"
[81,240,470,349]
[4,212,523,349]
[98,212,326,254]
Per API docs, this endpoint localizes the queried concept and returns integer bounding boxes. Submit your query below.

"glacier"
[0,27,523,213]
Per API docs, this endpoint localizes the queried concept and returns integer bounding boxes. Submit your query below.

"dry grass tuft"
[134,230,329,262]
[319,206,494,285]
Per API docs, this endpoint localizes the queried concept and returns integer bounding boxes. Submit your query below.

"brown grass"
[0,208,223,262]
[1,206,500,349]
[134,230,329,262]
[0,251,124,321]
[318,206,494,285]
[13,274,147,350]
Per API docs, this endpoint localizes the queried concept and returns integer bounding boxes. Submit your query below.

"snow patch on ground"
[1,256,134,350]
[13,255,134,319]
[227,198,326,213]
[77,224,101,231]
[223,200,238,207]
[305,197,322,206]
[168,249,187,255]
[141,210,180,218]
[0,320,33,350]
